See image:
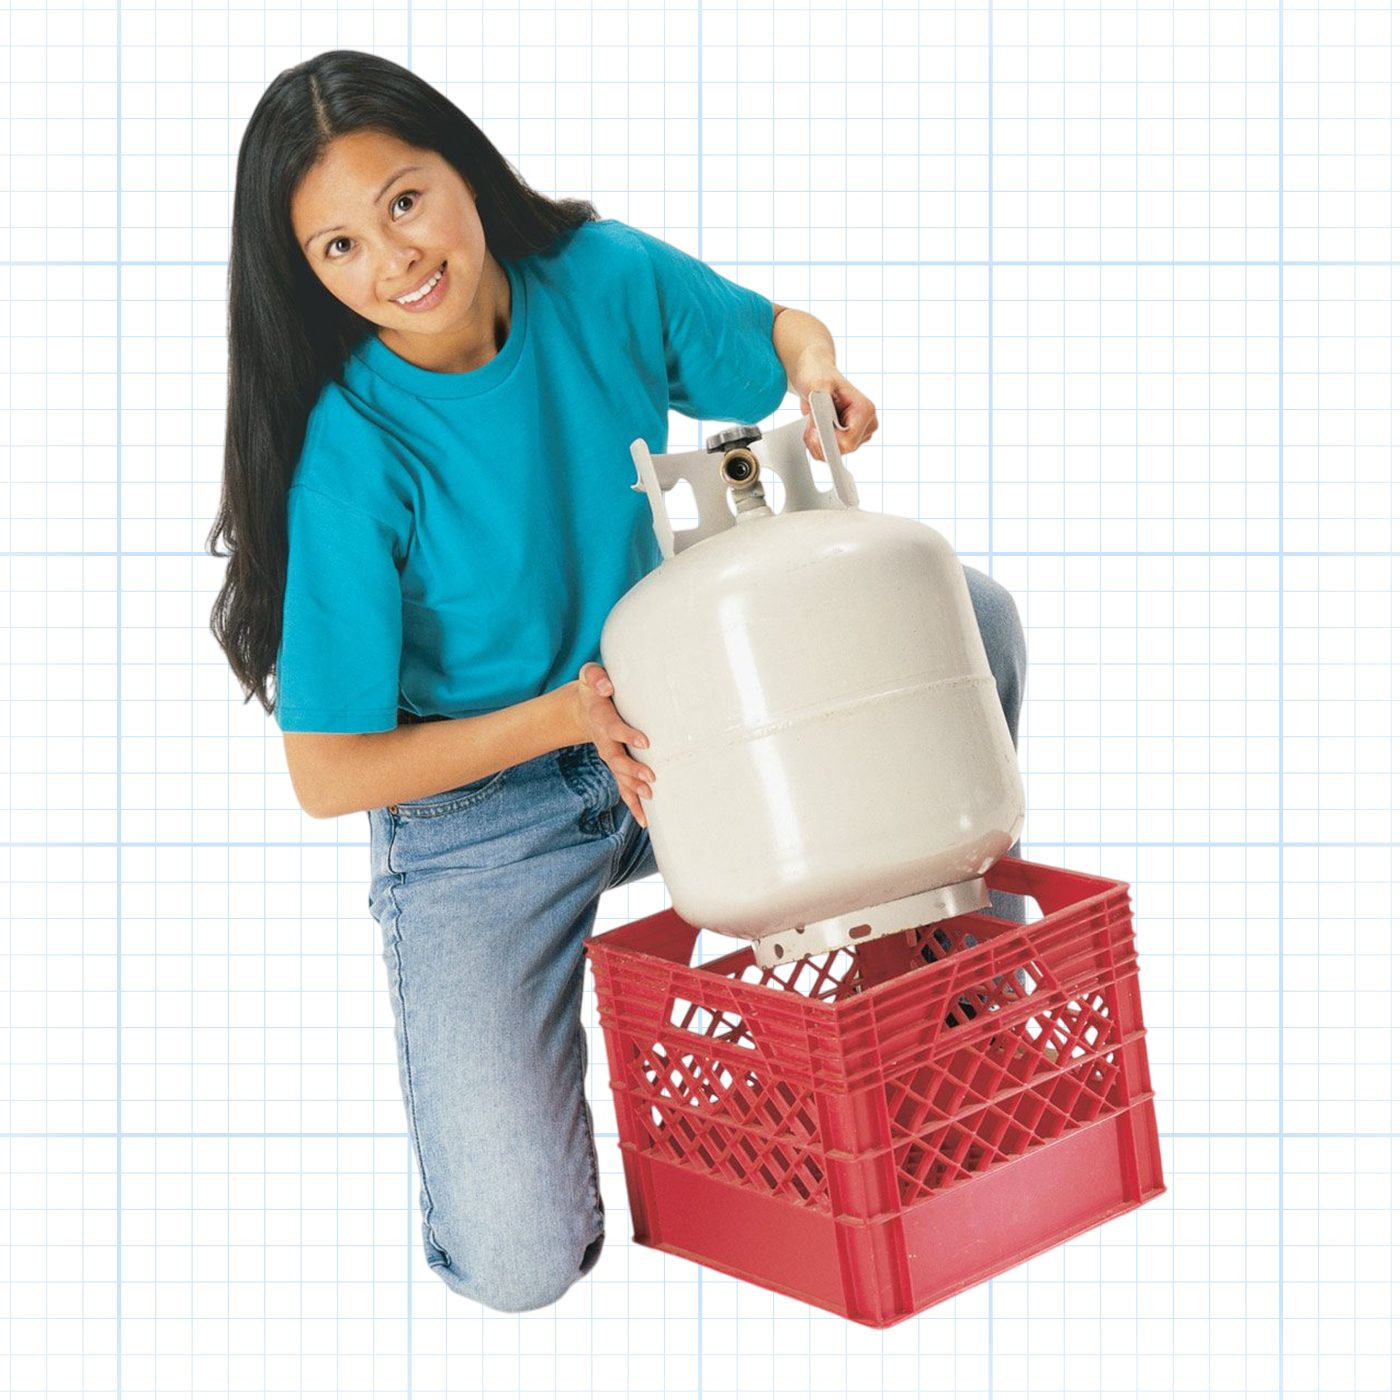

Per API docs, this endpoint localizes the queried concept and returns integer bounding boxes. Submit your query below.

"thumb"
[580,662,612,694]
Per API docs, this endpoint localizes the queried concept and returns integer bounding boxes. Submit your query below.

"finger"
[590,695,647,750]
[594,730,626,764]
[614,722,650,750]
[618,756,655,786]
[616,762,655,794]
[586,693,632,741]
[596,730,654,795]
[837,414,877,452]
[618,782,649,827]
[580,662,613,696]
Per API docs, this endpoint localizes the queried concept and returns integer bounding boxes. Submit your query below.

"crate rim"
[585,854,1133,1014]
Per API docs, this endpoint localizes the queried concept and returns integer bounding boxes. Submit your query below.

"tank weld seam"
[659,672,998,761]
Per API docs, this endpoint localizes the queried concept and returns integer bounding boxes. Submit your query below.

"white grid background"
[1,0,1396,1395]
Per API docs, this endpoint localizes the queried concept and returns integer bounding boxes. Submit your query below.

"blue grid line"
[5,1130,1393,1142]
[4,840,1380,852]
[4,550,1395,558]
[14,258,1400,267]
[1277,2,1286,1388]
[406,12,414,1400]
[15,258,1400,265]
[114,7,124,1395]
[6,0,1396,1391]
[986,4,996,1384]
[696,1,705,1376]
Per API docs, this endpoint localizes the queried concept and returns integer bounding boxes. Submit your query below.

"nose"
[383,250,427,298]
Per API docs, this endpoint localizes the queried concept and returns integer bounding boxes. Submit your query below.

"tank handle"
[630,388,861,558]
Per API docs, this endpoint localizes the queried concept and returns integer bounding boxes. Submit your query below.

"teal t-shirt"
[274,218,788,733]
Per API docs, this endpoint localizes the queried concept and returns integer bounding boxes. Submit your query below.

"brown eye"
[322,192,419,260]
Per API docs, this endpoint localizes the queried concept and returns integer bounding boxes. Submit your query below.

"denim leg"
[962,563,1028,927]
[366,747,622,1313]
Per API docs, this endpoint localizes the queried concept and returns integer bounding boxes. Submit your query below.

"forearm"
[772,305,839,394]
[307,686,582,819]
[770,304,879,456]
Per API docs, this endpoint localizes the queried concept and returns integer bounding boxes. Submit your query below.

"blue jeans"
[366,564,1026,1311]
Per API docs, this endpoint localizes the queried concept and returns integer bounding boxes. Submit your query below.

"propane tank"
[599,390,1024,968]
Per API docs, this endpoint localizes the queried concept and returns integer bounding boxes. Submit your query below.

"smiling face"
[290,129,507,369]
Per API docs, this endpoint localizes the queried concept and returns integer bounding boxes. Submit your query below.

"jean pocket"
[389,769,506,819]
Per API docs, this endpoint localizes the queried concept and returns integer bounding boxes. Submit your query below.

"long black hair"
[208,49,598,717]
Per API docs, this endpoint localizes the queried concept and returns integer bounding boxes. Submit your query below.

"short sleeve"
[274,484,403,733]
[631,226,788,424]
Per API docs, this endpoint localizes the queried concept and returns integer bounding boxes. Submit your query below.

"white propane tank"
[599,390,1024,968]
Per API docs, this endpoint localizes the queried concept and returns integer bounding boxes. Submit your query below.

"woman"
[208,49,1028,1313]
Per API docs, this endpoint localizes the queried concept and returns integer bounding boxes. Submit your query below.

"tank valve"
[706,425,767,516]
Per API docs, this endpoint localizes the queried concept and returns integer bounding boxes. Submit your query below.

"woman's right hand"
[569,662,655,828]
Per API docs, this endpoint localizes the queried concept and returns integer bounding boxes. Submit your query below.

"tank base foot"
[753,878,991,969]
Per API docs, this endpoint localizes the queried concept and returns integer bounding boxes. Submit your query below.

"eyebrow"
[301,165,424,250]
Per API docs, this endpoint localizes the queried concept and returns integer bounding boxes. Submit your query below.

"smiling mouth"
[392,260,448,306]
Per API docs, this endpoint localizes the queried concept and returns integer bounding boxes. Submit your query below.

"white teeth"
[395,263,445,304]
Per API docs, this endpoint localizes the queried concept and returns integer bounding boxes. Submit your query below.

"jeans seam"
[390,768,509,820]
[606,799,629,886]
[383,856,453,1270]
[610,799,651,888]
[574,1017,606,1238]
[557,746,616,837]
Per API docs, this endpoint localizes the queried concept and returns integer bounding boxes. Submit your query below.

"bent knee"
[473,1272,576,1314]
[963,566,1024,646]
[428,1234,603,1314]
[962,569,1026,719]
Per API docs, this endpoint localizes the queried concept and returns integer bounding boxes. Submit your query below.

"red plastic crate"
[584,856,1165,1328]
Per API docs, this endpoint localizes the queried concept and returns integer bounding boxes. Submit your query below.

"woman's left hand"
[797,367,879,461]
